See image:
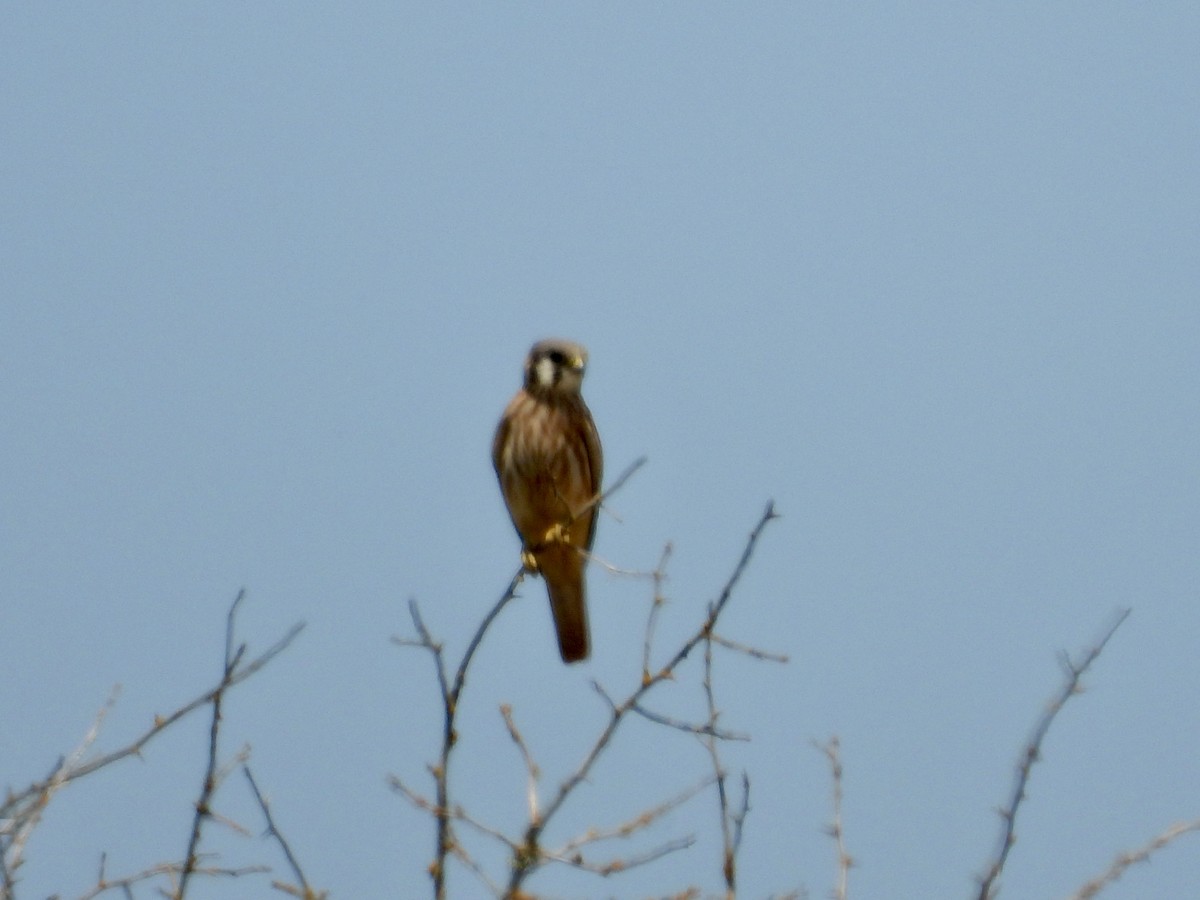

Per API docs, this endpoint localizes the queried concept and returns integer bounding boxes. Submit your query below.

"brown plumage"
[493,339,603,663]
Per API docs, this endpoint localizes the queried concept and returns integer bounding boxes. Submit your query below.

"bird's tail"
[537,541,590,663]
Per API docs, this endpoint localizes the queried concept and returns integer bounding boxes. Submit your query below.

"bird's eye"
[548,350,566,365]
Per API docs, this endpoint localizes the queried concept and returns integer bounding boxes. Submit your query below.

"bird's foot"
[542,522,571,546]
[520,549,539,573]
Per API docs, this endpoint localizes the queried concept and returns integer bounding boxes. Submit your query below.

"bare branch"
[74,861,268,900]
[176,591,250,897]
[392,458,651,899]
[556,775,716,858]
[1067,819,1200,900]
[816,736,852,900]
[1,686,119,883]
[244,767,327,899]
[707,631,789,664]
[975,608,1132,900]
[537,780,711,880]
[627,703,749,742]
[574,455,648,523]
[504,502,779,896]
[702,617,736,897]
[548,834,697,877]
[2,592,301,900]
[642,542,674,683]
[500,704,542,827]
[397,571,523,899]
[729,772,751,877]
[3,618,303,820]
[392,486,778,898]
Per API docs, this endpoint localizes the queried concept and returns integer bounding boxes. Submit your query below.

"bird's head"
[523,339,589,395]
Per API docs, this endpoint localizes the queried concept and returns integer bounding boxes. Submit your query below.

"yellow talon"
[520,549,539,572]
[542,522,571,545]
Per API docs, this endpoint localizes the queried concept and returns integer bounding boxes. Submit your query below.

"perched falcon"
[493,339,603,663]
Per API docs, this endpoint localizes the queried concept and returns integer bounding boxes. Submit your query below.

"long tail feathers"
[537,542,590,663]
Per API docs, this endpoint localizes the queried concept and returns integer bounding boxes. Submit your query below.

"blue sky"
[3,5,1198,898]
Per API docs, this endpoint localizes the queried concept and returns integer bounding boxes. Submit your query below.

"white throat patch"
[534,356,557,387]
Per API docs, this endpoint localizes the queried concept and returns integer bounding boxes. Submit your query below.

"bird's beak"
[569,355,585,371]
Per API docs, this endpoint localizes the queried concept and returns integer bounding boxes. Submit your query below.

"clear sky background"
[3,5,1198,899]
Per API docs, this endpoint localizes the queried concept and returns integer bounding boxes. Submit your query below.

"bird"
[493,338,603,663]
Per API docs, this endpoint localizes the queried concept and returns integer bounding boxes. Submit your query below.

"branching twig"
[573,455,648,523]
[74,860,268,899]
[642,542,674,683]
[2,615,304,826]
[176,591,252,897]
[975,608,1131,900]
[500,704,541,827]
[2,592,302,900]
[549,833,697,876]
[392,458,651,899]
[1067,819,1200,900]
[702,612,738,898]
[1,686,119,886]
[393,570,523,900]
[707,631,789,664]
[244,766,326,899]
[816,736,851,900]
[391,773,549,870]
[626,701,749,741]
[555,775,716,858]
[504,502,779,896]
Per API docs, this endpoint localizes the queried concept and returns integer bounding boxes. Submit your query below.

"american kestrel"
[493,339,603,663]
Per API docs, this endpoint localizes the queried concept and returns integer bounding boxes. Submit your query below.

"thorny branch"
[392,571,523,900]
[1,687,118,889]
[975,608,1131,900]
[391,457,657,899]
[816,737,851,900]
[702,619,753,899]
[1067,818,1200,900]
[76,859,268,900]
[245,766,328,899]
[641,542,674,679]
[392,458,651,892]
[3,607,304,827]
[393,489,781,899]
[500,704,542,827]
[504,501,780,896]
[1,591,304,900]
[175,591,250,897]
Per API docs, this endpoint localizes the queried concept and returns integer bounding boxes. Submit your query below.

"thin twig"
[549,834,697,876]
[642,542,674,684]
[393,458,649,899]
[2,594,301,900]
[3,621,303,821]
[400,570,523,899]
[176,591,250,897]
[975,608,1132,900]
[390,771,528,888]
[540,779,715,879]
[627,702,749,741]
[555,775,716,857]
[1,686,119,884]
[500,704,541,827]
[1067,818,1200,900]
[505,502,779,896]
[702,616,736,897]
[74,861,268,899]
[572,455,648,523]
[729,772,750,876]
[707,631,789,664]
[244,766,325,899]
[816,736,851,900]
